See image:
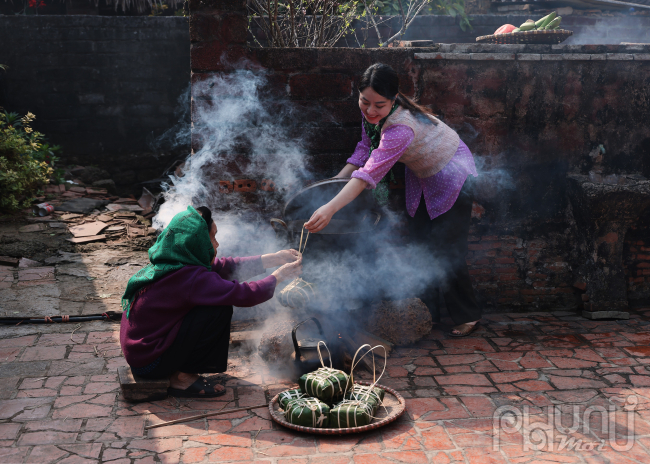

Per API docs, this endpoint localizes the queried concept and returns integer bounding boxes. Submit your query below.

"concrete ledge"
[415,52,650,62]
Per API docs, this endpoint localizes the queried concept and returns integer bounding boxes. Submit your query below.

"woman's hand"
[272,257,303,283]
[261,249,300,269]
[304,204,336,233]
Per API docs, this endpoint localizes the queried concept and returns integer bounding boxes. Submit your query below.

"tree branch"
[361,0,383,46]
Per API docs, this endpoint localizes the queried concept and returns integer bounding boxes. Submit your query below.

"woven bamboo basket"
[476,29,573,44]
[270,381,406,435]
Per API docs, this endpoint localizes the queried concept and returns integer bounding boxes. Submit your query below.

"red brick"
[381,451,429,463]
[630,375,650,386]
[514,380,553,391]
[488,371,537,383]
[19,431,77,445]
[128,438,182,453]
[183,447,207,463]
[434,374,491,386]
[193,433,250,447]
[547,375,607,390]
[316,435,361,453]
[441,339,495,354]
[191,41,249,72]
[0,423,21,441]
[25,445,67,463]
[414,367,444,376]
[289,73,352,99]
[20,345,66,361]
[387,366,409,377]
[460,396,496,418]
[406,398,469,421]
[435,354,484,366]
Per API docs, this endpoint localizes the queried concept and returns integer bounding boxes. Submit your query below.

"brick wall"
[189,1,650,313]
[0,16,190,190]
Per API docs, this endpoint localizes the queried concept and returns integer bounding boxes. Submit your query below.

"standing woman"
[304,63,480,337]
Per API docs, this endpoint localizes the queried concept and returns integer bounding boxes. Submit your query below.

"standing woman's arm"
[305,125,414,233]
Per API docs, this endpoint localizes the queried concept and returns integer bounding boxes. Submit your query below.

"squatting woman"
[304,63,481,337]
[120,206,302,397]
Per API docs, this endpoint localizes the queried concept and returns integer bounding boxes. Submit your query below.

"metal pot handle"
[373,212,381,226]
[270,218,288,231]
[292,317,325,360]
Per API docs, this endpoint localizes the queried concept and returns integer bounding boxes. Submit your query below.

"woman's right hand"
[272,257,303,283]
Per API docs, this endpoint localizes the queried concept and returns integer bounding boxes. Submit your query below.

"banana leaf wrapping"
[278,389,306,409]
[299,367,350,403]
[329,399,375,428]
[343,384,385,409]
[284,397,330,428]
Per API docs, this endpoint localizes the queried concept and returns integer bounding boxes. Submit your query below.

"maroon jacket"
[120,256,275,367]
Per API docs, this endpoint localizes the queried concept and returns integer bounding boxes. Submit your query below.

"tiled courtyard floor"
[1,308,650,463]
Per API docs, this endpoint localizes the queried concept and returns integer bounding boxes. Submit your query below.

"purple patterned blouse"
[347,117,478,220]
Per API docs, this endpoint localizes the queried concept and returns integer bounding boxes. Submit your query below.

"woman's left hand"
[304,204,335,233]
[262,249,300,269]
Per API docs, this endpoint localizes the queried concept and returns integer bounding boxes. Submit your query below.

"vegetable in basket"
[494,24,516,35]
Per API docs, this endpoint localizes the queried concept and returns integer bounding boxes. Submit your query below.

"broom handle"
[144,403,269,430]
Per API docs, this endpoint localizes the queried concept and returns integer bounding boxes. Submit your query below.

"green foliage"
[0,111,56,212]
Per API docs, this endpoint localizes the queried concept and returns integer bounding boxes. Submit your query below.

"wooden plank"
[230,330,261,346]
[351,329,394,358]
[68,221,108,238]
[66,234,107,244]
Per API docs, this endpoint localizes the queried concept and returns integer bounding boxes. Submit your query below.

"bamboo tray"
[269,381,406,435]
[476,29,573,44]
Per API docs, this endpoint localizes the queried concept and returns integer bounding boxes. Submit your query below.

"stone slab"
[581,310,630,320]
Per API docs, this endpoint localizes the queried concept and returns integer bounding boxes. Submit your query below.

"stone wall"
[190,0,650,313]
[0,16,190,189]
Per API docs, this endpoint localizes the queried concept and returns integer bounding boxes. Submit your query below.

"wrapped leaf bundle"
[278,389,306,409]
[343,384,385,409]
[284,397,330,428]
[329,399,375,428]
[299,367,350,403]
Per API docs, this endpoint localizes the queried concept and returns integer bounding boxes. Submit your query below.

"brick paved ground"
[1,307,650,463]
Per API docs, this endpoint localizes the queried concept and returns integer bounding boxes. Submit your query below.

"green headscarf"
[363,103,399,205]
[121,205,214,318]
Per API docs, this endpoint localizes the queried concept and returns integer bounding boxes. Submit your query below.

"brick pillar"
[188,0,249,155]
[189,0,248,72]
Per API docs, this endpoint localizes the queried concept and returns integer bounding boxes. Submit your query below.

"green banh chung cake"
[284,397,331,428]
[278,343,387,429]
[343,384,385,410]
[299,367,350,403]
[329,399,376,428]
[278,389,306,409]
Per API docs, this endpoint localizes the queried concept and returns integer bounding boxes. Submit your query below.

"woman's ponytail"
[395,93,438,125]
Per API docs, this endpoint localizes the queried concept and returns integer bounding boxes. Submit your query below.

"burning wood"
[258,319,298,363]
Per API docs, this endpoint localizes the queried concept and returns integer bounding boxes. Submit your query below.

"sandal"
[448,322,479,338]
[168,376,227,398]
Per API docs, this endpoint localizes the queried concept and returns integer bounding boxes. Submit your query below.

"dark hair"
[358,63,437,124]
[196,206,214,230]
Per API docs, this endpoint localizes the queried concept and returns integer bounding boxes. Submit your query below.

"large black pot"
[271,178,382,308]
